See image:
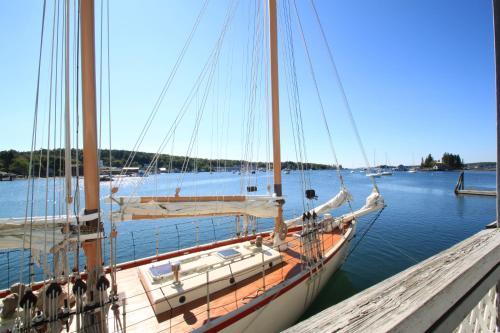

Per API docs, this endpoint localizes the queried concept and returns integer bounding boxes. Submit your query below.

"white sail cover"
[0,214,99,252]
[285,188,352,226]
[110,195,281,221]
[286,188,384,227]
[353,188,385,217]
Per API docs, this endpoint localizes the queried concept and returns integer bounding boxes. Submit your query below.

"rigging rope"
[73,0,82,274]
[105,0,118,293]
[345,207,384,259]
[281,0,311,211]
[125,0,239,199]
[309,0,378,190]
[43,0,58,279]
[116,0,210,189]
[292,0,344,188]
[20,0,48,291]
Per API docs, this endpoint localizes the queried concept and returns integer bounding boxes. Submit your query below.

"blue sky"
[0,0,496,168]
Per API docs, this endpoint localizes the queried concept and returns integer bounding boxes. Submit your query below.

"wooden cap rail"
[283,228,500,333]
[139,195,248,203]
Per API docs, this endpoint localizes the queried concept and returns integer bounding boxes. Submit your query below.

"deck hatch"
[149,263,172,278]
[217,248,241,259]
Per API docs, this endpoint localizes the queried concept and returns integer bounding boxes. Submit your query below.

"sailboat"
[0,1,385,332]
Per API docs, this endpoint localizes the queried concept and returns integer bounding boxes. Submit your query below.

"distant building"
[100,166,121,175]
[396,164,407,171]
[122,167,140,175]
[433,162,446,171]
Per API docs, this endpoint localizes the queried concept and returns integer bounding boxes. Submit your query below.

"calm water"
[0,170,496,321]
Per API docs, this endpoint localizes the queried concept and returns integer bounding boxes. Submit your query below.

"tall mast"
[269,0,285,248]
[80,0,103,303]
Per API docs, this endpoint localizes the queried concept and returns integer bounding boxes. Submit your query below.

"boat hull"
[201,224,356,333]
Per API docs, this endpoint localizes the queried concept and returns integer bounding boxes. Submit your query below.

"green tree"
[9,156,29,175]
[0,150,15,172]
[441,153,463,170]
[423,154,435,168]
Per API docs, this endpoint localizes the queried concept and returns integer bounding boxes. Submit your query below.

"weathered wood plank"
[454,171,496,196]
[455,189,496,196]
[283,228,500,333]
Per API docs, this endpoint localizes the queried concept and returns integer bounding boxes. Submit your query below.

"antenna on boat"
[269,0,287,250]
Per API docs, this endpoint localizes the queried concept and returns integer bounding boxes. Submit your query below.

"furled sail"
[0,213,99,252]
[109,195,282,221]
[286,188,384,227]
[285,188,352,226]
[349,188,385,218]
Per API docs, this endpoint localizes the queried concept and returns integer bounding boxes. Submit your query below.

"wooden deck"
[107,230,344,332]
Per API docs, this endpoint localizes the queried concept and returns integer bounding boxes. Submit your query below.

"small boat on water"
[99,174,114,182]
[366,172,382,178]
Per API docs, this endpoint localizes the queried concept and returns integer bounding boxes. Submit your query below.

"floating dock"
[0,172,16,181]
[454,171,496,196]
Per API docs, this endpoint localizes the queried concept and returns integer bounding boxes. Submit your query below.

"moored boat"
[0,1,385,332]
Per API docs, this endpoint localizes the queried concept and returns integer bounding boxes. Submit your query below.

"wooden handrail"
[283,228,500,332]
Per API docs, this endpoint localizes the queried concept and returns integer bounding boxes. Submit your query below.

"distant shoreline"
[0,149,338,178]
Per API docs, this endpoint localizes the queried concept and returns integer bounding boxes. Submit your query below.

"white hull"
[366,173,381,178]
[200,224,356,333]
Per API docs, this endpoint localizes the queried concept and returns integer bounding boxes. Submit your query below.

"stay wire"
[346,207,384,259]
[133,0,238,194]
[18,3,47,316]
[309,0,378,190]
[106,0,117,290]
[73,0,82,273]
[281,1,310,210]
[116,0,210,189]
[292,0,344,189]
[116,0,216,198]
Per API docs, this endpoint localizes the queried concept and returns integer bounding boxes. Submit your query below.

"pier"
[455,171,496,196]
[0,172,16,181]
[283,227,499,333]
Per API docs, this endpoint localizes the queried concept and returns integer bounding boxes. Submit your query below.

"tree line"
[0,149,334,177]
[420,152,464,170]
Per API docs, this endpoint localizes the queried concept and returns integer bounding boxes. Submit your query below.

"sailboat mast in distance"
[80,0,103,300]
[269,0,286,248]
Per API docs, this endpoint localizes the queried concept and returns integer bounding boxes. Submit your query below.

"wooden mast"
[80,0,103,304]
[269,0,285,248]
